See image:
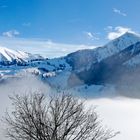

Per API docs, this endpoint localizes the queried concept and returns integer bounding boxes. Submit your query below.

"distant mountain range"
[0,46,44,65]
[1,32,140,98]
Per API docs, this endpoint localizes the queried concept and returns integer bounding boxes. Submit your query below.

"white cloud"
[107,26,136,40]
[113,8,127,16]
[84,32,100,40]
[2,30,20,38]
[0,37,97,58]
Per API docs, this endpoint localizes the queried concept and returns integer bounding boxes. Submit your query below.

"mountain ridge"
[0,46,44,65]
[1,32,140,98]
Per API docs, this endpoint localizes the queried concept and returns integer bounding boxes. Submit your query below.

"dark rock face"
[66,49,97,70]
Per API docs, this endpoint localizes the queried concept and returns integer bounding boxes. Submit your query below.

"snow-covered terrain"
[0,46,43,63]
[0,46,28,62]
[66,32,140,71]
[1,32,140,97]
[66,32,140,89]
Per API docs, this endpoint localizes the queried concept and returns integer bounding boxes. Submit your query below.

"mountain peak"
[119,31,140,39]
[0,46,44,63]
[105,32,140,52]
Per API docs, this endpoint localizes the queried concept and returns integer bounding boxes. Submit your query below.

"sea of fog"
[86,98,140,140]
[0,76,140,140]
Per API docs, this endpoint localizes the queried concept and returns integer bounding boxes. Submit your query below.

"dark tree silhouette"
[4,93,119,140]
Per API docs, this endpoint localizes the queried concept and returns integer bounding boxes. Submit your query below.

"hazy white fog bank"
[0,78,140,140]
[0,75,51,140]
[86,98,140,140]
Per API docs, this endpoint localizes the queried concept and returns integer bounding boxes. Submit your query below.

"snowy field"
[0,78,140,140]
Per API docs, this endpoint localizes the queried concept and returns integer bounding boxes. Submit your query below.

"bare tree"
[3,93,119,140]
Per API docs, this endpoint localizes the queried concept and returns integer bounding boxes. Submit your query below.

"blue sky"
[0,0,139,56]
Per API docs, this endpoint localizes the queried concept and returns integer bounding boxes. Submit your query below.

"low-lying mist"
[0,75,51,140]
[0,75,51,94]
[85,98,140,140]
[0,76,140,140]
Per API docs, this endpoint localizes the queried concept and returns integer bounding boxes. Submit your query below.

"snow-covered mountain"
[65,32,140,97]
[0,46,44,65]
[1,32,140,98]
[66,32,140,71]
